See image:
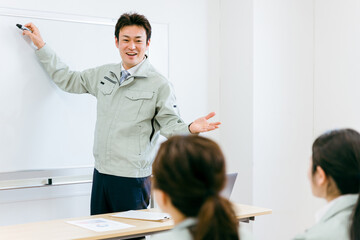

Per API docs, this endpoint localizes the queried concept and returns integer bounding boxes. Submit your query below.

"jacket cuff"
[35,43,52,59]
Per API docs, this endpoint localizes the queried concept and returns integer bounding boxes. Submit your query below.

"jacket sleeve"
[35,44,98,96]
[155,81,191,138]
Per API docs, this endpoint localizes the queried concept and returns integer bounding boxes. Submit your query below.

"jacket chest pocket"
[97,79,117,116]
[120,90,155,122]
[98,78,116,95]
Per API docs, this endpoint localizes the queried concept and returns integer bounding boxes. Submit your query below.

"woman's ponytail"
[195,195,239,240]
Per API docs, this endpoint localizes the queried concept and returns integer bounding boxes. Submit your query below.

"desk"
[0,204,271,240]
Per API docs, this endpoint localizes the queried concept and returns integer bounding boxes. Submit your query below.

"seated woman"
[151,135,252,240]
[294,129,360,240]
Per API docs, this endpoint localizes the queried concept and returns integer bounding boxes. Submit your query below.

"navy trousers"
[90,169,151,215]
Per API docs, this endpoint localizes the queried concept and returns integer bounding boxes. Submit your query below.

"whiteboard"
[0,8,168,173]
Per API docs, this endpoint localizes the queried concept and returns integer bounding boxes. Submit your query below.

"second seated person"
[21,12,221,215]
[293,129,360,240]
[151,135,253,240]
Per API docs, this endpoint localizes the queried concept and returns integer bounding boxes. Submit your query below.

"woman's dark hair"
[152,135,239,240]
[114,12,152,43]
[312,128,360,240]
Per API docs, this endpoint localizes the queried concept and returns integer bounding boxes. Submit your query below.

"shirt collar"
[121,56,147,76]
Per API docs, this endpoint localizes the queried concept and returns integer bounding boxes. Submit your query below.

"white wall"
[219,0,254,207]
[314,0,360,135]
[219,0,360,239]
[252,1,317,239]
[0,0,217,226]
[218,1,318,238]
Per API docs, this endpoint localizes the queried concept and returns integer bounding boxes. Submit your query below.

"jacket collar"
[129,56,151,78]
[105,63,121,83]
[319,194,359,223]
[106,57,151,83]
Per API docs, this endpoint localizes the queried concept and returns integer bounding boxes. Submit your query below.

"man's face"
[115,25,150,70]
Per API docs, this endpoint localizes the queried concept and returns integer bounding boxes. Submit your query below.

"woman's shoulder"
[292,214,351,240]
[293,195,356,240]
[151,218,195,240]
[152,222,253,240]
[151,227,193,240]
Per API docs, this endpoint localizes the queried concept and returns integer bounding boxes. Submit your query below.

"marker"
[16,24,32,33]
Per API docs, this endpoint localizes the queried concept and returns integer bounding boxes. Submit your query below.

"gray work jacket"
[293,194,359,240]
[36,45,190,178]
[151,218,254,240]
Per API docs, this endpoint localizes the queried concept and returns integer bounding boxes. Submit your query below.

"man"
[22,13,220,215]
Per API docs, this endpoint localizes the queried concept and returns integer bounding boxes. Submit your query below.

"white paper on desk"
[112,211,171,221]
[67,218,135,232]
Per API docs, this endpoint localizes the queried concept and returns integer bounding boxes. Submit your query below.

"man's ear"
[115,37,119,48]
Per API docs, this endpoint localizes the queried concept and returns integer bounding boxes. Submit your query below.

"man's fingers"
[209,122,221,126]
[24,23,41,35]
[204,126,217,132]
[22,30,31,36]
[204,112,216,120]
[23,31,36,41]
[24,23,35,30]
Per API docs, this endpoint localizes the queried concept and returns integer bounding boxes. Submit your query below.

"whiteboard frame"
[0,7,117,26]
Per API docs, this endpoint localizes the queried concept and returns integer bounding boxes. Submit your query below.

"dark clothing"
[90,169,151,215]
